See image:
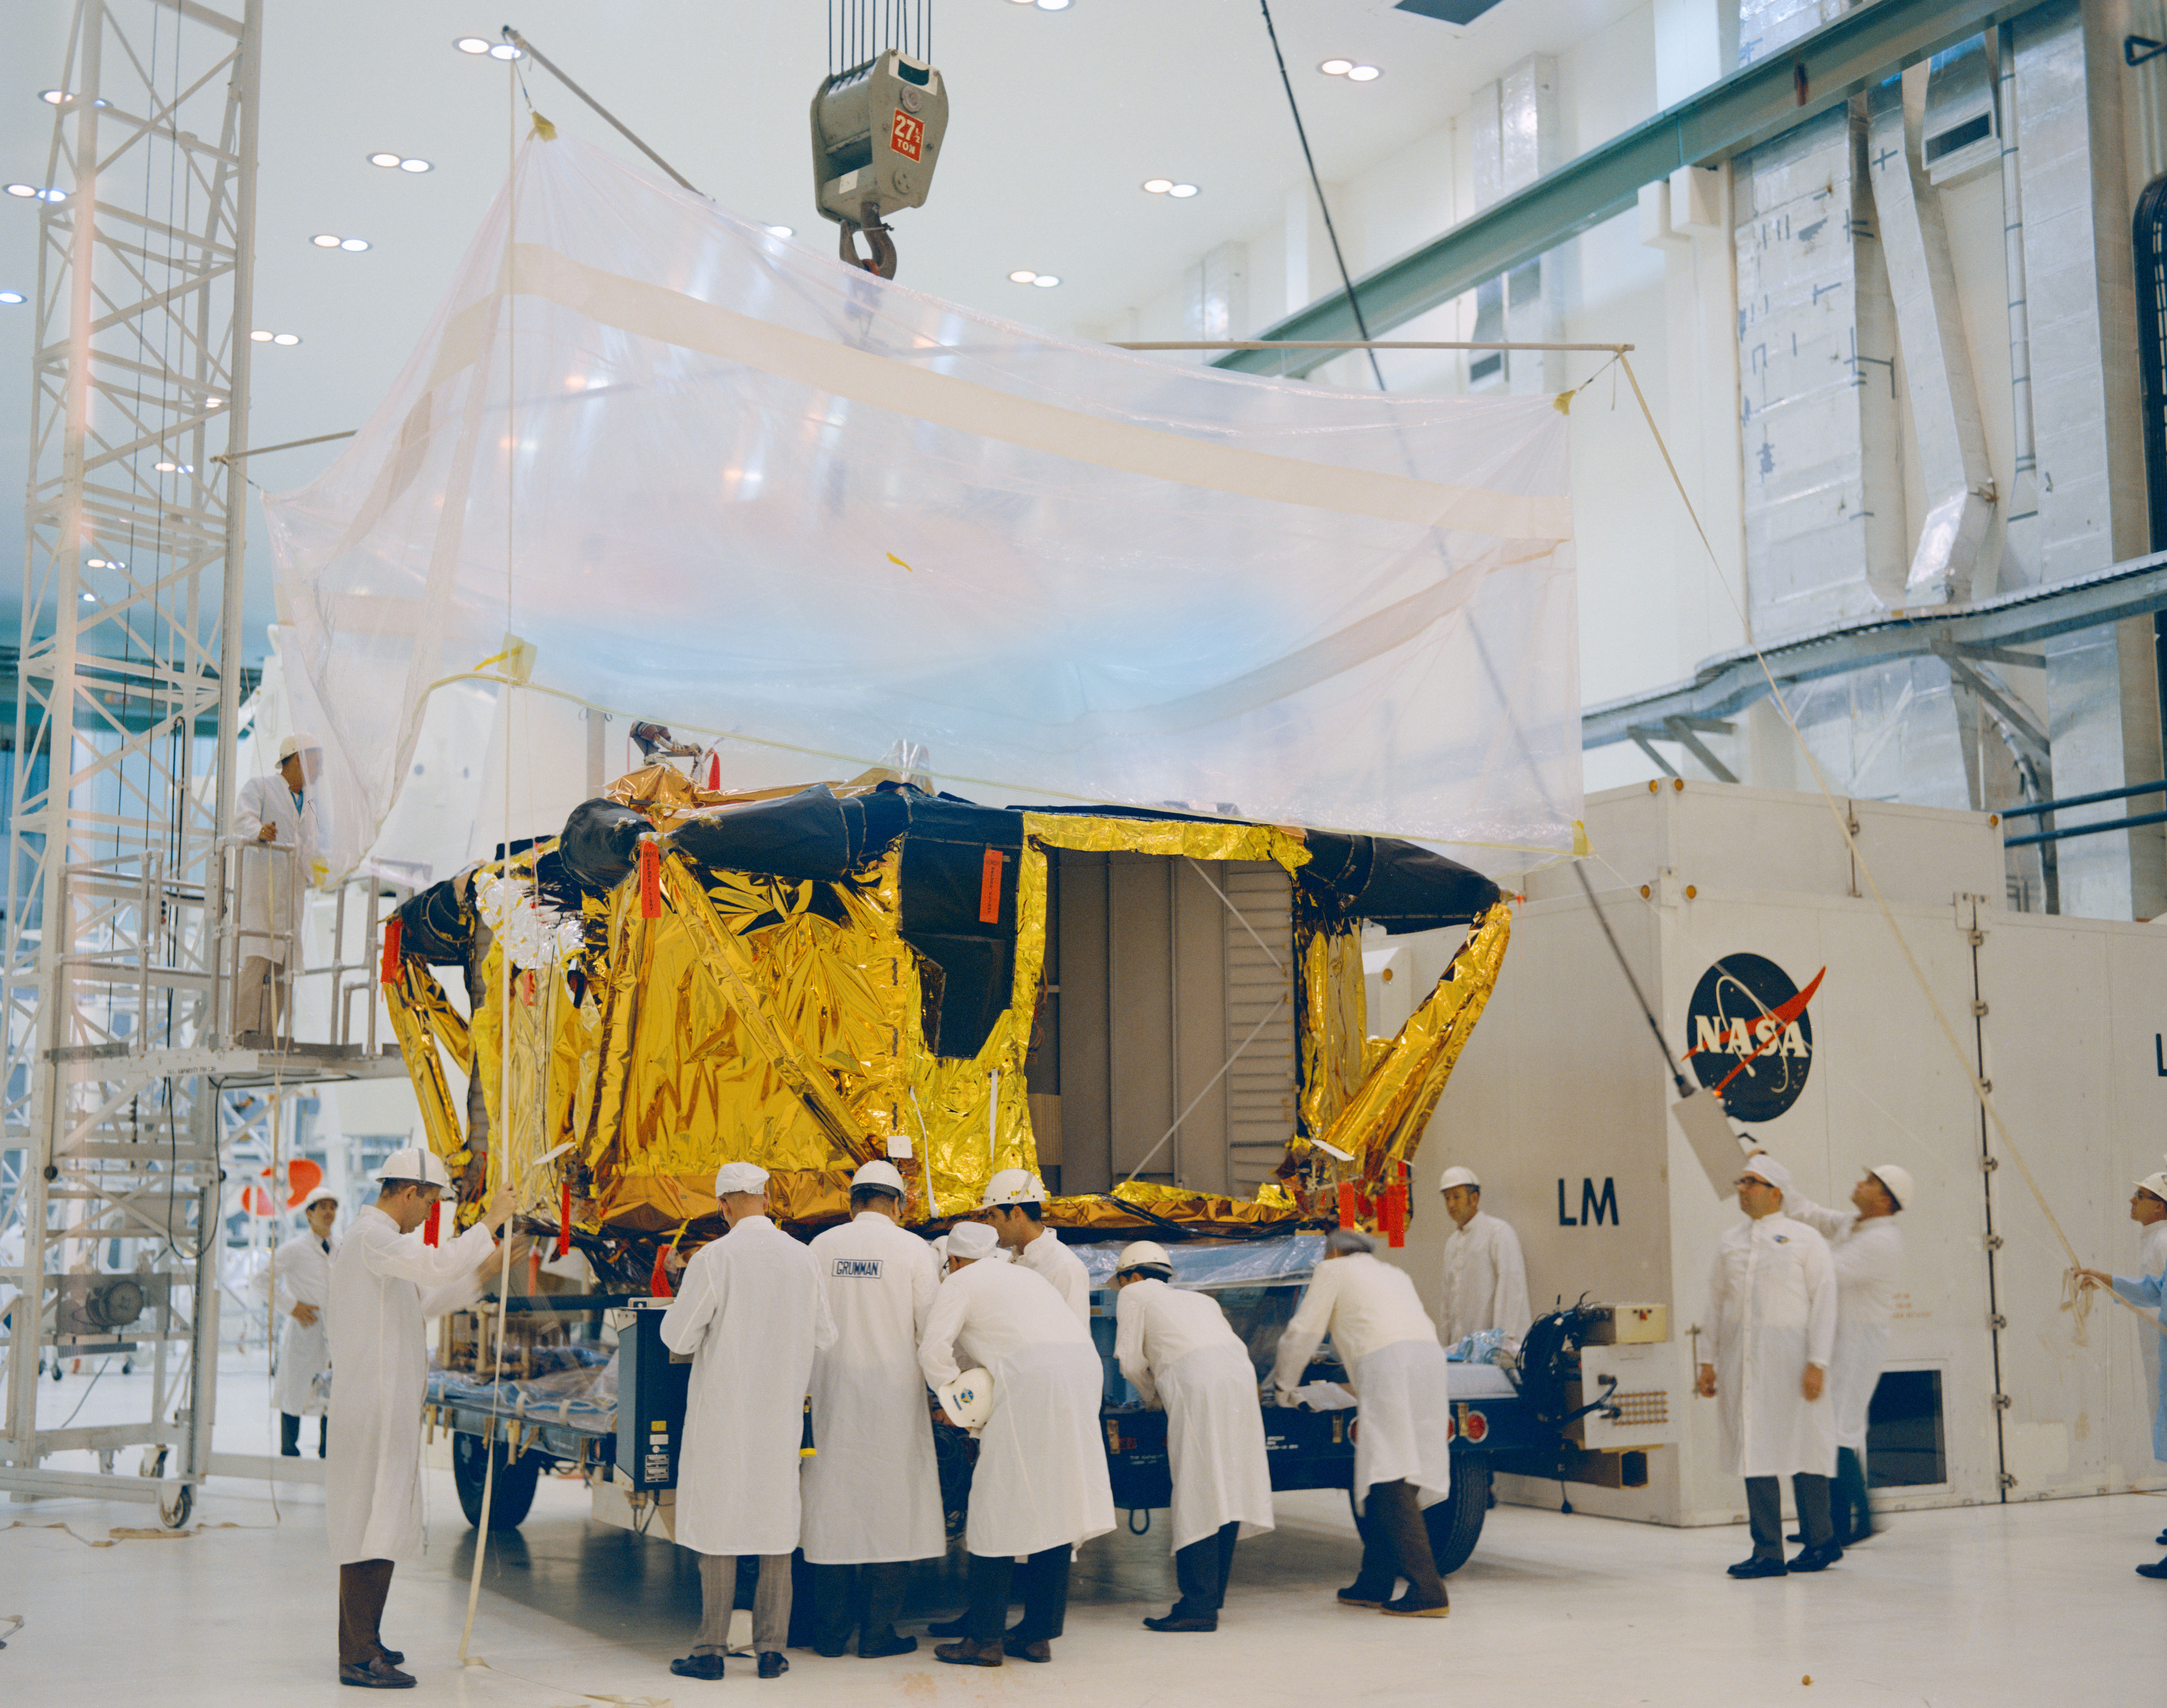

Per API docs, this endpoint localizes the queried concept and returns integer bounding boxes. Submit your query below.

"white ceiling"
[0,0,1640,665]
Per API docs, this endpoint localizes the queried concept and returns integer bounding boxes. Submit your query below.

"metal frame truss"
[0,0,262,1520]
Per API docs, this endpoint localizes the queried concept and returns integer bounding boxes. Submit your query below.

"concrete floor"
[4,1356,2162,1705]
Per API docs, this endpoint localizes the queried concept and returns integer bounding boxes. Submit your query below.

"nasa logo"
[1684,953,1823,1123]
[831,1257,884,1279]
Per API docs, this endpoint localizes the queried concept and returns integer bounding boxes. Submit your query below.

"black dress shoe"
[812,1640,849,1658]
[757,1652,788,1679]
[1143,1612,1218,1631]
[669,1655,726,1680]
[857,1633,918,1658]
[1727,1557,1787,1579]
[1381,1593,1449,1618]
[1002,1634,1052,1662]
[934,1637,1003,1667]
[1337,1583,1392,1608]
[1788,1542,1844,1573]
[2154,1528,2167,1548]
[926,1613,970,1638]
[2136,1558,2167,1580]
[339,1658,415,1689]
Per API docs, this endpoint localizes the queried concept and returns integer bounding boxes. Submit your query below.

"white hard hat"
[1115,1240,1174,1277]
[2137,1171,2167,1202]
[1438,1166,1480,1193]
[851,1159,907,1197]
[938,1366,995,1433]
[714,1161,769,1197]
[375,1147,451,1192]
[300,1184,340,1211]
[1739,1155,1791,1195]
[946,1221,1000,1261]
[981,1168,1046,1209]
[278,733,320,762]
[1866,1163,1914,1211]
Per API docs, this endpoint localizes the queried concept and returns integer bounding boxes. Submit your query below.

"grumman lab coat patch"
[831,1258,883,1279]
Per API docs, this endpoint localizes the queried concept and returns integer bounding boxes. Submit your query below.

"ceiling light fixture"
[765,224,794,238]
[1346,64,1381,81]
[1010,269,1038,283]
[1167,182,1198,198]
[488,41,523,59]
[155,461,177,472]
[81,591,97,602]
[340,237,369,251]
[311,233,341,247]
[6,184,40,198]
[1142,178,1173,194]
[1036,0,1072,10]
[369,151,402,167]
[40,89,69,104]
[206,396,223,406]
[1320,58,1353,74]
[1032,274,1061,287]
[454,36,492,53]
[398,158,431,172]
[0,291,23,305]
[250,329,273,341]
[272,332,301,345]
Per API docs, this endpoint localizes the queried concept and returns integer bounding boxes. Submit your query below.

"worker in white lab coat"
[1753,1153,1912,1547]
[230,733,322,1043]
[801,1161,943,1660]
[920,1219,1113,1668]
[2075,1170,2167,1576]
[326,1148,511,1690]
[1697,1155,1840,1579]
[981,1169,1090,1322]
[1269,1228,1452,1618]
[662,1161,836,1682]
[1111,1241,1274,1632]
[255,1184,340,1457]
[1436,1166,1532,1345]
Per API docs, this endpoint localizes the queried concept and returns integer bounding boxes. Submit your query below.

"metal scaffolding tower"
[0,0,264,1521]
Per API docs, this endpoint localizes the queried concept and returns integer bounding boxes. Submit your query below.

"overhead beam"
[1583,551,2167,750]
[1219,0,2028,378]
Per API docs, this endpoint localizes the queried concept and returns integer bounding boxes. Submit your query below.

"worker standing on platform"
[1111,1241,1275,1632]
[231,733,321,1043]
[1698,1155,1841,1579]
[801,1160,944,1659]
[920,1220,1113,1667]
[1752,1152,1911,1546]
[326,1150,511,1690]
[664,1161,835,1682]
[1436,1166,1531,1345]
[257,1184,340,1458]
[982,1170,1089,1322]
[2075,1169,2167,1578]
[1269,1227,1453,1618]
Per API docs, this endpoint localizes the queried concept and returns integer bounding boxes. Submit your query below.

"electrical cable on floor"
[1255,0,1385,393]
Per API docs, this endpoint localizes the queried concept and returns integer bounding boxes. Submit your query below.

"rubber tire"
[1422,1462,1491,1576]
[159,1482,194,1530]
[451,1431,544,1530]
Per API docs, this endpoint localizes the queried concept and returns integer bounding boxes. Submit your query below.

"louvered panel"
[1221,862,1295,1196]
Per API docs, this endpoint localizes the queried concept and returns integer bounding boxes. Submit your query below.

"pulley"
[810,49,948,278]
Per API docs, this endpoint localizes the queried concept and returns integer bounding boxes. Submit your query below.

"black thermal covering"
[665,785,911,883]
[555,798,651,895]
[395,879,474,965]
[1296,832,1498,934]
[897,797,1026,1060]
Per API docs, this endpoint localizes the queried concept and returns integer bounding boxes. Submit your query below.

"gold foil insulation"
[382,787,1512,1246]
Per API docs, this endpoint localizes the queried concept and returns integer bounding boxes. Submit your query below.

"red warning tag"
[891,109,924,162]
[979,848,1005,924]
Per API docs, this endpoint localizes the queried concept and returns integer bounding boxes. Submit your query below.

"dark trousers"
[1352,1480,1446,1604]
[965,1545,1071,1643]
[1171,1522,1240,1615]
[281,1412,326,1457]
[337,1559,395,1668]
[811,1560,911,1650]
[1830,1447,1873,1541]
[1746,1473,1833,1560]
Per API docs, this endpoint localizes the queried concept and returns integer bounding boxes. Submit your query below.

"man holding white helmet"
[1111,1241,1274,1631]
[1753,1152,1912,1547]
[255,1183,340,1457]
[980,1169,1089,1323]
[1697,1155,1840,1578]
[326,1147,514,1689]
[801,1160,943,1659]
[1436,1166,1531,1345]
[663,1161,835,1682]
[919,1219,1113,1667]
[1268,1227,1453,1617]
[231,733,322,1042]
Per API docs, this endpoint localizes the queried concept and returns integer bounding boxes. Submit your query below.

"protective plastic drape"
[264,137,1581,876]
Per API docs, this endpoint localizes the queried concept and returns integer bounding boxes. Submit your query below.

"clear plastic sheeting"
[264,137,1580,877]
[1074,1230,1325,1290]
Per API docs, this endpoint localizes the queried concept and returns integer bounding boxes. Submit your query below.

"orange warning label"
[891,109,924,162]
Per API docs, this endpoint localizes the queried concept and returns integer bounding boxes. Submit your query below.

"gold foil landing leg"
[382,958,470,1173]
